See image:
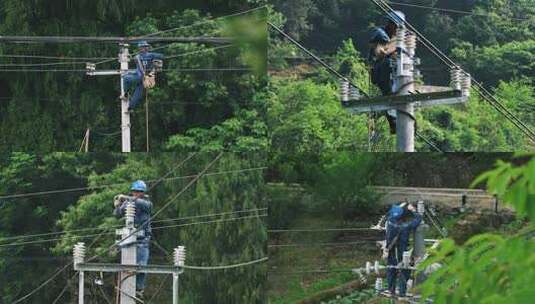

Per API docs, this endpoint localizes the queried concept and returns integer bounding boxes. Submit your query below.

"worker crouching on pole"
[384,202,421,298]
[123,41,164,111]
[113,180,153,299]
[368,11,405,134]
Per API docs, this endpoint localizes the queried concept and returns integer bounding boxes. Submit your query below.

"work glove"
[113,194,130,207]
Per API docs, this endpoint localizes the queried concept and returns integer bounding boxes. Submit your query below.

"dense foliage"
[418,154,535,303]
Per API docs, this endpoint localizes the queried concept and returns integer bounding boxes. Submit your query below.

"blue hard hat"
[130,180,147,192]
[137,41,150,48]
[389,204,404,220]
[386,10,405,27]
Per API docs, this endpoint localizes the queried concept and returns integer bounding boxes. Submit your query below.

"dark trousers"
[136,242,150,291]
[386,253,410,296]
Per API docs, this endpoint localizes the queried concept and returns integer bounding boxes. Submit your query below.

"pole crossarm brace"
[0,36,233,44]
[87,70,134,76]
[344,90,467,114]
[75,262,183,275]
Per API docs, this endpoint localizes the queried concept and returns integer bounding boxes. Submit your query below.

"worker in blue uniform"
[123,41,164,111]
[368,11,405,134]
[385,202,422,298]
[113,180,153,299]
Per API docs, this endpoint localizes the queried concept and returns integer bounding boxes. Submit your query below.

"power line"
[0,67,251,73]
[93,5,266,66]
[182,256,268,270]
[0,166,267,200]
[0,35,231,44]
[386,1,532,21]
[141,6,267,39]
[0,54,114,61]
[0,208,266,243]
[268,228,375,233]
[11,263,72,304]
[0,213,267,248]
[268,241,378,248]
[268,22,369,98]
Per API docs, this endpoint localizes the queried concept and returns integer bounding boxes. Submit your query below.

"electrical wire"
[0,54,114,61]
[182,256,268,270]
[268,228,375,233]
[165,44,236,59]
[268,22,369,98]
[0,208,266,244]
[268,241,378,248]
[0,67,251,73]
[34,213,265,249]
[93,5,266,66]
[0,166,267,200]
[11,263,72,304]
[386,1,532,21]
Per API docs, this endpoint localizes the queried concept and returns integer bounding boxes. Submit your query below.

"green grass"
[268,212,378,303]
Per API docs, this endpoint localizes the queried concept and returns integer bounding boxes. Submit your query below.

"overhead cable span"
[0,36,233,44]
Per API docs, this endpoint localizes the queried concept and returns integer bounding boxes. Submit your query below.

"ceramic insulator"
[340,80,349,102]
[73,242,86,264]
[375,278,383,292]
[450,68,462,91]
[461,72,471,97]
[349,86,361,100]
[125,202,136,225]
[174,246,186,266]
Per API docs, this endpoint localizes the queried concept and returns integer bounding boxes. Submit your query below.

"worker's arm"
[408,213,423,230]
[113,200,127,218]
[151,52,164,60]
[371,41,397,59]
[134,198,152,214]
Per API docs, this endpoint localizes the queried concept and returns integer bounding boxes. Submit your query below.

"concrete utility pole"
[413,201,426,260]
[119,45,131,153]
[173,246,186,304]
[341,10,471,152]
[393,26,416,152]
[116,201,138,304]
[86,44,131,152]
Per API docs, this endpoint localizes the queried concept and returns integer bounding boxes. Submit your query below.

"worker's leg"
[128,81,145,110]
[136,242,150,291]
[386,254,398,294]
[399,269,411,297]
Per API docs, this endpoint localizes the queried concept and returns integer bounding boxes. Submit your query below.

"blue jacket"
[135,52,164,76]
[386,212,422,258]
[114,196,153,242]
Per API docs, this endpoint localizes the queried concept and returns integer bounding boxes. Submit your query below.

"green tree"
[419,154,535,303]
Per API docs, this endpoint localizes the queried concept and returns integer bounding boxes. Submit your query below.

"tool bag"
[143,73,156,89]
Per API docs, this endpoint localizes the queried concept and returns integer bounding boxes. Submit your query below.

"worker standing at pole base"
[368,11,405,134]
[123,41,164,111]
[384,202,421,298]
[113,180,153,299]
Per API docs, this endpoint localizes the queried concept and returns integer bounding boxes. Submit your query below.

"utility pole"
[116,201,139,304]
[119,45,131,153]
[393,26,416,152]
[74,199,185,304]
[341,11,471,152]
[173,246,186,304]
[86,44,131,153]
